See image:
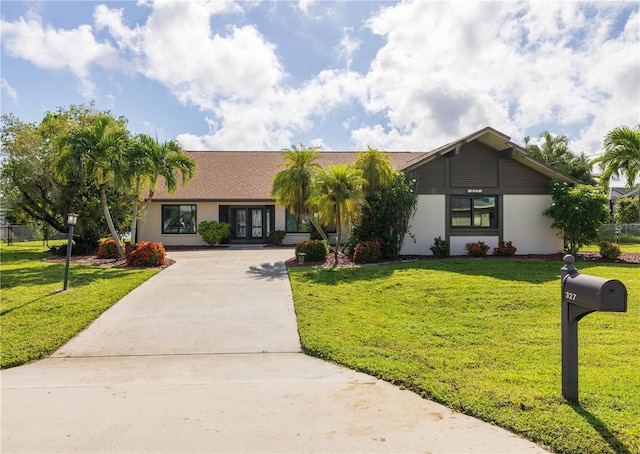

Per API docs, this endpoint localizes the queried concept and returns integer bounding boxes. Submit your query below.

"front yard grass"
[1,242,158,368]
[289,259,639,454]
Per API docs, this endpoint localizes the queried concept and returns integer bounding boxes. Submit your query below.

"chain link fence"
[598,223,640,243]
[2,224,66,245]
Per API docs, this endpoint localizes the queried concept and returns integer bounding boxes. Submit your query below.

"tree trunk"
[100,184,125,259]
[130,179,141,245]
[334,204,340,263]
[137,190,155,244]
[307,213,329,242]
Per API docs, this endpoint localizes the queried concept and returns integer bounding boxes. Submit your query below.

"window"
[162,205,197,234]
[451,196,496,228]
[285,211,313,233]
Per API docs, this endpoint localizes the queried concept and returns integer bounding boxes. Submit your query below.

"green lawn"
[583,242,640,253]
[1,241,158,368]
[289,259,639,454]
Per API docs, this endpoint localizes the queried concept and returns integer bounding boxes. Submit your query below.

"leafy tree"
[57,115,129,258]
[308,164,367,262]
[354,146,394,198]
[615,197,640,224]
[270,144,328,241]
[525,131,595,184]
[127,134,195,243]
[595,124,640,219]
[347,171,418,259]
[544,181,610,254]
[0,106,129,248]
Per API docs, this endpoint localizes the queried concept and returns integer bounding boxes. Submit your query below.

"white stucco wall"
[139,202,220,246]
[449,236,499,256]
[401,195,446,255]
[503,195,564,254]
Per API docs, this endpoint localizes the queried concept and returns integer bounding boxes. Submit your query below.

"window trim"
[162,204,197,234]
[450,196,497,229]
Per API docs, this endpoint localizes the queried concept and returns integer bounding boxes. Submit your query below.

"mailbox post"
[560,254,627,403]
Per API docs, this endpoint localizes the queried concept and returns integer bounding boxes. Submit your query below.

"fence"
[598,223,640,243]
[2,224,66,244]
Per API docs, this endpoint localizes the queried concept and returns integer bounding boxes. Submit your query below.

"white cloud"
[336,27,361,72]
[1,78,19,103]
[0,11,123,97]
[359,1,639,153]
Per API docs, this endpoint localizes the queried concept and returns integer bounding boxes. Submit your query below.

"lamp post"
[63,213,79,291]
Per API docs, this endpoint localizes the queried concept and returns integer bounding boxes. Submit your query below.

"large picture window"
[451,196,496,228]
[162,205,197,234]
[286,211,312,233]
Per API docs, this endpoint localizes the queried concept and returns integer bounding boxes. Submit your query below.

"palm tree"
[135,134,196,241]
[596,124,640,217]
[308,163,367,262]
[354,146,394,198]
[270,144,327,240]
[526,131,570,166]
[58,115,128,258]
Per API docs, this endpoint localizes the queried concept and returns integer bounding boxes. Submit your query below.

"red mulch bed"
[285,252,640,268]
[43,255,175,269]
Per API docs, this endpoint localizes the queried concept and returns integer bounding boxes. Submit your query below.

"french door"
[224,206,274,243]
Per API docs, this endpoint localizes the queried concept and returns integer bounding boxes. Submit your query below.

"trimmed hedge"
[125,241,166,267]
[295,240,329,262]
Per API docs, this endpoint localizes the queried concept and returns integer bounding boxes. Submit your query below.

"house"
[140,127,579,255]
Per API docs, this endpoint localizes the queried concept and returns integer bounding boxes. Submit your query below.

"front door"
[229,207,267,243]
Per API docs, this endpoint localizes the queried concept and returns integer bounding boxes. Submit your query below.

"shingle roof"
[152,151,428,201]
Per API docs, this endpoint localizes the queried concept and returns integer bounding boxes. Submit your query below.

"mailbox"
[562,273,627,312]
[560,254,628,403]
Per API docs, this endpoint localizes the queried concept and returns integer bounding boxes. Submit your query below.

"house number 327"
[565,292,577,301]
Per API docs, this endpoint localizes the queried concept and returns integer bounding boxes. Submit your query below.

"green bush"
[615,197,640,223]
[429,236,449,258]
[493,240,517,257]
[599,241,621,260]
[466,241,489,257]
[125,241,166,267]
[97,239,122,259]
[353,240,382,264]
[295,240,329,262]
[268,230,286,246]
[198,221,230,245]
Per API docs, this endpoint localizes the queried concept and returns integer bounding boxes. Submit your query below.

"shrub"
[353,240,382,264]
[98,239,122,259]
[198,221,230,245]
[295,240,329,262]
[429,236,449,258]
[466,241,489,257]
[268,230,286,246]
[49,240,98,256]
[125,241,166,267]
[493,240,517,257]
[599,241,621,261]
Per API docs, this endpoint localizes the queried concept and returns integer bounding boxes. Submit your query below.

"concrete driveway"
[1,247,550,453]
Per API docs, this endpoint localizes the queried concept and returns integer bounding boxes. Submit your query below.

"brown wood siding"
[411,159,446,193]
[450,142,498,187]
[502,158,552,193]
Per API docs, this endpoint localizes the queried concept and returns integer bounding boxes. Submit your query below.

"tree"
[354,146,394,198]
[0,106,130,248]
[595,124,640,219]
[615,197,640,224]
[57,115,129,258]
[525,131,595,184]
[347,171,418,259]
[270,144,328,241]
[544,181,610,254]
[128,134,195,243]
[308,164,367,262]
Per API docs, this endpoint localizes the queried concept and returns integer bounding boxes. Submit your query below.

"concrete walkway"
[1,248,550,453]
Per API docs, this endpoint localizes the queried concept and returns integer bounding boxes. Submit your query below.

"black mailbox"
[562,273,627,312]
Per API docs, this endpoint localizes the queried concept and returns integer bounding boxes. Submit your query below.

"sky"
[1,0,639,158]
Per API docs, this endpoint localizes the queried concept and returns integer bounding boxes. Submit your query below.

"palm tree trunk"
[137,190,155,243]
[334,204,340,262]
[130,179,141,245]
[100,184,126,259]
[307,214,329,242]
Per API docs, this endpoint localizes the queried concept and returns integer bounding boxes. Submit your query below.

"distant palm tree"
[270,144,327,240]
[58,115,128,258]
[135,134,195,241]
[354,146,394,198]
[526,131,570,166]
[596,124,640,217]
[308,164,367,262]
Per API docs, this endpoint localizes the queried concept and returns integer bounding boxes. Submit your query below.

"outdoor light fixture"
[66,213,79,227]
[63,213,79,291]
